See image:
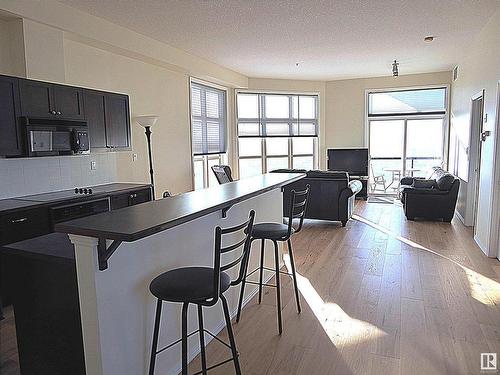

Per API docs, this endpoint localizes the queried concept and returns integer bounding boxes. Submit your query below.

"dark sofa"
[400,167,460,222]
[271,169,362,226]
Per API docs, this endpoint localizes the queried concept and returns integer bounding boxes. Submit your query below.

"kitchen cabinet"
[84,90,131,150]
[105,93,130,149]
[0,75,22,156]
[83,90,107,149]
[0,206,51,246]
[110,188,152,210]
[19,80,84,120]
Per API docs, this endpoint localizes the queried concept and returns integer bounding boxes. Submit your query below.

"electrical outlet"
[133,153,138,162]
[90,161,97,170]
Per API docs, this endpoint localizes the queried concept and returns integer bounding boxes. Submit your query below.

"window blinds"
[237,93,319,137]
[191,82,227,155]
[368,88,446,116]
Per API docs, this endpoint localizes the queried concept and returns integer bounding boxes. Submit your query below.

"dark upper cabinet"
[19,80,84,120]
[105,93,130,149]
[19,80,53,118]
[83,90,107,149]
[84,90,131,150]
[0,76,23,156]
[52,85,85,120]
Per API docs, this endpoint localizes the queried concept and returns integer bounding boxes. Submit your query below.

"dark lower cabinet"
[2,236,85,375]
[0,206,51,246]
[111,188,152,210]
[0,75,22,156]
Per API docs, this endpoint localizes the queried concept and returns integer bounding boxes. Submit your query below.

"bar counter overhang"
[55,173,305,375]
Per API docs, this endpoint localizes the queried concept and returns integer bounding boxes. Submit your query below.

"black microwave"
[23,117,90,157]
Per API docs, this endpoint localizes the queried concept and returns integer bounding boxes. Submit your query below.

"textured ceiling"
[58,0,499,80]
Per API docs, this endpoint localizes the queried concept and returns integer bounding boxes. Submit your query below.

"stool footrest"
[245,266,294,280]
[192,355,239,375]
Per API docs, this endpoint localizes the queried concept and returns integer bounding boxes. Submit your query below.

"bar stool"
[148,210,255,375]
[236,186,310,334]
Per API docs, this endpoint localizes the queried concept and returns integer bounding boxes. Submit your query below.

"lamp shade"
[135,115,159,128]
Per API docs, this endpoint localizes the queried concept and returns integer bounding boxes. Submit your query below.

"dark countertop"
[16,183,151,204]
[56,173,305,242]
[1,232,74,262]
[0,198,47,213]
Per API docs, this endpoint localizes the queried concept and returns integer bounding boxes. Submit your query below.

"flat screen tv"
[327,148,368,176]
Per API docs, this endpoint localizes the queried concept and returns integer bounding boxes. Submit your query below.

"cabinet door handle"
[51,110,57,115]
[57,111,62,115]
[11,217,28,223]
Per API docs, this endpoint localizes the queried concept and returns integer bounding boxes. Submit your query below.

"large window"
[367,87,447,194]
[190,81,227,189]
[237,93,318,178]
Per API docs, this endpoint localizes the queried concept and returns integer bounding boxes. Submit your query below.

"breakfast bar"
[55,173,304,375]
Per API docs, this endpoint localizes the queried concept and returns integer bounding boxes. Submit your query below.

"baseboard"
[166,271,276,375]
[455,210,466,225]
[474,234,490,257]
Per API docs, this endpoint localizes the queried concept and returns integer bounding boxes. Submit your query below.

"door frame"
[468,90,485,236]
[489,81,500,259]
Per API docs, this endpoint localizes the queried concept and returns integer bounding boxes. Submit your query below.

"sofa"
[271,169,362,226]
[400,167,460,222]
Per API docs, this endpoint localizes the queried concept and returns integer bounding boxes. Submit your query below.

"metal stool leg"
[197,305,208,374]
[181,303,189,375]
[258,238,265,303]
[287,239,301,314]
[236,238,253,323]
[149,299,163,375]
[221,294,242,375]
[273,240,283,335]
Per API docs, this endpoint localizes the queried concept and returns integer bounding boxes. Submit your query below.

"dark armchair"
[400,167,460,222]
[211,165,233,184]
[271,169,362,226]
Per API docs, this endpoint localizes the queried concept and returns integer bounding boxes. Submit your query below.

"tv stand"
[350,175,368,200]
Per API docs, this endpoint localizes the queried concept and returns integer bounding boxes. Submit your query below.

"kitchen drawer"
[0,206,50,245]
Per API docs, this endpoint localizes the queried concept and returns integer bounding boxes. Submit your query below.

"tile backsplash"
[0,153,118,199]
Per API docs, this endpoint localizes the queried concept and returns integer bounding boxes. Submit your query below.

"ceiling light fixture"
[392,60,399,77]
[424,36,434,42]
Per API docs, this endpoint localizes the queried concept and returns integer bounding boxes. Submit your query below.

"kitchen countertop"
[0,198,47,213]
[56,173,305,242]
[1,232,74,261]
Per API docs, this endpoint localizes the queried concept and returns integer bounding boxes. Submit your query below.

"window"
[237,93,318,177]
[367,87,447,194]
[190,81,227,189]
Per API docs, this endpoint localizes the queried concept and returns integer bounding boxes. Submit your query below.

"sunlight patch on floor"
[352,214,500,306]
[283,254,387,348]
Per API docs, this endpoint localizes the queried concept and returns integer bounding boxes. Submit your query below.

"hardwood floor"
[1,201,499,374]
[188,201,500,375]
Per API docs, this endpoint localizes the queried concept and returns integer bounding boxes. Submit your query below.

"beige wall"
[450,6,500,256]
[325,71,452,149]
[246,78,327,169]
[0,17,25,77]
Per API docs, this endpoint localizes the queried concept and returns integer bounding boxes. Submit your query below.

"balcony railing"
[369,156,442,195]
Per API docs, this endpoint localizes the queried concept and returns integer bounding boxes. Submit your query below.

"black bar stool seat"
[250,223,295,240]
[150,267,231,303]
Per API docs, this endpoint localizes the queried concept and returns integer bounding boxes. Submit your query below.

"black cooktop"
[15,183,151,203]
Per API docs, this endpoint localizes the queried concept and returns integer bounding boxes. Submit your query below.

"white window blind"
[191,82,227,155]
[237,93,318,137]
[368,88,446,116]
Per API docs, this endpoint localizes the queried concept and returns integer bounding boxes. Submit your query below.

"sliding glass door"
[367,87,447,195]
[369,117,445,194]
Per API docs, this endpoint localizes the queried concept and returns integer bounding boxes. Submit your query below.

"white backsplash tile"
[0,153,118,199]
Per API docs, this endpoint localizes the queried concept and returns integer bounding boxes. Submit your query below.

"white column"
[68,234,104,375]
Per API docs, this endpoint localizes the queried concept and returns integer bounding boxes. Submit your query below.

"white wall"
[450,6,500,256]
[325,72,452,149]
[0,17,25,77]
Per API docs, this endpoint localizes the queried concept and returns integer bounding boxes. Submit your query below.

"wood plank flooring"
[1,201,499,374]
[187,201,500,375]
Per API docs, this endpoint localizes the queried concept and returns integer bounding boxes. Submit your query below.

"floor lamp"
[136,115,159,200]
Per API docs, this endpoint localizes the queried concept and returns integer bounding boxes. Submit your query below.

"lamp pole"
[144,125,155,199]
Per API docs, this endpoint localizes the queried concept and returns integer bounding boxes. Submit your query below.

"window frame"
[236,90,320,178]
[190,78,229,190]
